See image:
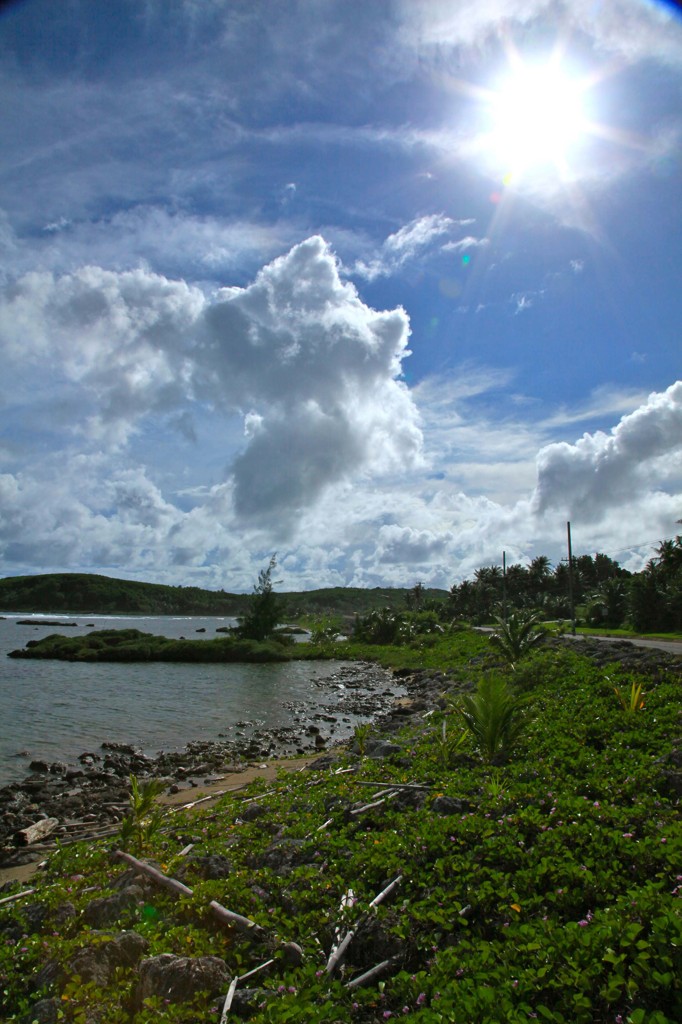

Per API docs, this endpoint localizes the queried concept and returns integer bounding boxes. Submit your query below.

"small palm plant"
[434,717,468,768]
[119,773,167,855]
[613,679,645,713]
[489,610,546,669]
[453,674,527,763]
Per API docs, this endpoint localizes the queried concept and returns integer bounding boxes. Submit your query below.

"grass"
[1,631,680,1023]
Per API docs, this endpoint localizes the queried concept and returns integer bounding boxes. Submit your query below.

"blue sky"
[0,0,680,592]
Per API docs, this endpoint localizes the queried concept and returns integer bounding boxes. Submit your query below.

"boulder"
[69,931,149,986]
[136,954,229,1003]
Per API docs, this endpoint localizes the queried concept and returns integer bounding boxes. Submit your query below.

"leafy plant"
[613,678,646,713]
[489,610,547,668]
[352,721,372,755]
[118,773,167,854]
[453,673,528,762]
[434,716,468,768]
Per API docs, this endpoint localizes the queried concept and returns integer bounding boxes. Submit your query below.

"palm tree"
[453,675,527,763]
[489,610,546,669]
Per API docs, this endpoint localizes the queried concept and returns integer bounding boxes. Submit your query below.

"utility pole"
[566,521,576,635]
[502,550,507,622]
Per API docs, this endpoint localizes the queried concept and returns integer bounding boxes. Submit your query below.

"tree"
[489,610,546,669]
[453,675,527,763]
[237,555,281,641]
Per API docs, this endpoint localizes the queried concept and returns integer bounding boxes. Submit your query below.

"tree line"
[446,533,682,633]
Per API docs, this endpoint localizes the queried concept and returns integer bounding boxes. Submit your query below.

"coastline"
[0,658,413,883]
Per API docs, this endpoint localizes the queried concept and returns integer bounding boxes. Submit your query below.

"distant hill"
[0,572,447,619]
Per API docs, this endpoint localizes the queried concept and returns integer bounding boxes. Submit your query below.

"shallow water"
[0,613,395,785]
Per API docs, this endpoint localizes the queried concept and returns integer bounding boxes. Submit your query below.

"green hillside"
[0,572,447,618]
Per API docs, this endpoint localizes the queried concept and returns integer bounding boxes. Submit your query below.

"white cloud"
[352,214,471,280]
[0,235,422,536]
[396,0,682,66]
[532,381,682,521]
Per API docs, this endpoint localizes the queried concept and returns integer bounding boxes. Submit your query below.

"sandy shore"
[0,754,320,887]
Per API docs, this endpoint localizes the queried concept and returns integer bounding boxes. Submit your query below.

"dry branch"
[112,850,193,896]
[209,900,266,936]
[346,956,399,990]
[0,888,36,906]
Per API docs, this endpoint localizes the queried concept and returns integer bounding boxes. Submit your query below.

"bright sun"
[488,61,588,175]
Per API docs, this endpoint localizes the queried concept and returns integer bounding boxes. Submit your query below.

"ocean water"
[0,614,393,786]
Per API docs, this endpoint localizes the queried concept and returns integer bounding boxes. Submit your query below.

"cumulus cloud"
[0,236,422,533]
[532,381,682,521]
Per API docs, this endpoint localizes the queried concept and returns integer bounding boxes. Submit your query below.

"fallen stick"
[346,957,398,990]
[350,791,399,816]
[219,954,276,1021]
[369,874,403,909]
[352,781,434,791]
[173,790,226,811]
[326,876,402,975]
[112,851,193,896]
[219,978,238,1024]
[0,888,36,906]
[209,900,266,937]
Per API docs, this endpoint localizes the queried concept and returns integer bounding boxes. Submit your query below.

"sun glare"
[487,61,588,175]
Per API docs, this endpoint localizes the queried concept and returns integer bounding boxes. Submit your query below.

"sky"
[0,0,680,593]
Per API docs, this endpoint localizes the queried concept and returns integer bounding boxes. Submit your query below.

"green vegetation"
[0,571,448,620]
[488,611,547,669]
[1,632,679,1023]
[236,556,282,642]
[453,674,528,763]
[8,628,291,663]
[118,774,167,855]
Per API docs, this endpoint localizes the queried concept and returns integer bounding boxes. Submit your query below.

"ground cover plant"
[1,635,680,1023]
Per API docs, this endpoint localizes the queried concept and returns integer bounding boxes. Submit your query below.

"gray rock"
[137,954,229,1003]
[366,740,403,759]
[69,931,149,986]
[82,890,140,927]
[19,997,61,1024]
[431,795,468,815]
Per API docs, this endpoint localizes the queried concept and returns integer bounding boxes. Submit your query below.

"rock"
[179,854,233,881]
[29,760,49,773]
[19,997,61,1024]
[431,795,468,815]
[69,931,149,986]
[82,890,140,928]
[366,740,403,759]
[136,954,229,1004]
[240,802,266,822]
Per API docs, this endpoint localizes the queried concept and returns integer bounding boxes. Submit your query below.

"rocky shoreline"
[0,660,409,873]
[2,635,680,877]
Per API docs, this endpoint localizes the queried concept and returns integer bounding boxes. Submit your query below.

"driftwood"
[326,875,403,975]
[352,780,434,791]
[113,851,193,896]
[209,901,266,937]
[173,790,226,811]
[350,791,399,816]
[0,888,36,906]
[112,851,289,948]
[346,956,399,990]
[218,955,277,1022]
[16,818,59,846]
